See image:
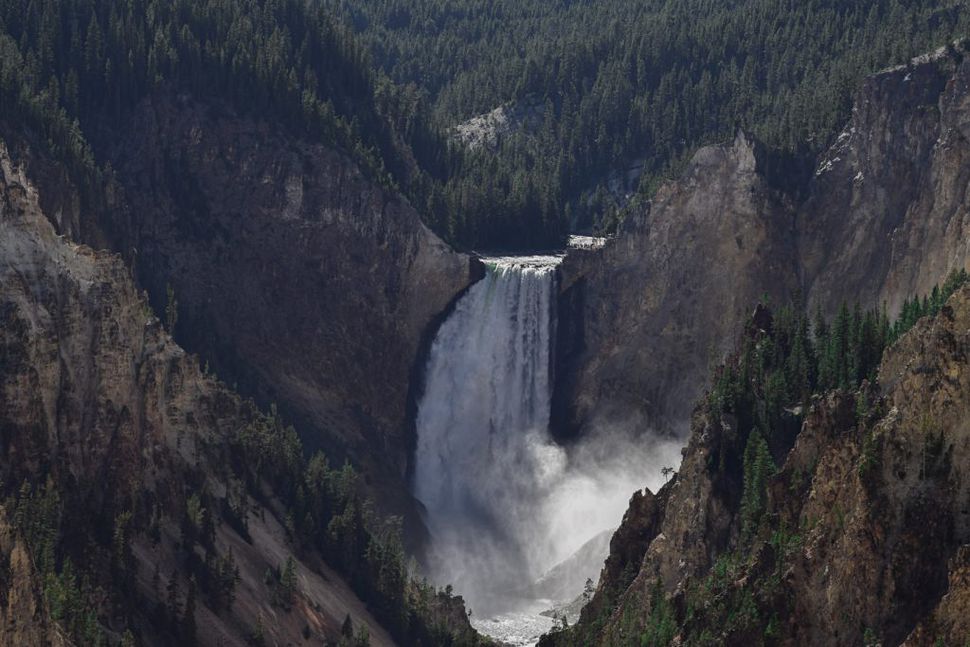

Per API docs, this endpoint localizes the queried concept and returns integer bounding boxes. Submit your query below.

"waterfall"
[414,255,684,630]
[413,256,561,614]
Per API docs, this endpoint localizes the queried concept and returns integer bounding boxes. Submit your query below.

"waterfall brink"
[414,255,684,636]
[414,256,560,615]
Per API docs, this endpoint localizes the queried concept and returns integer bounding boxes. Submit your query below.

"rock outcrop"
[554,131,801,438]
[36,93,479,532]
[0,139,408,646]
[0,526,64,647]
[555,41,970,440]
[544,284,970,647]
[800,42,970,315]
[453,98,545,150]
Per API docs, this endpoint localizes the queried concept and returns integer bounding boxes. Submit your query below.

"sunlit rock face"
[555,43,970,445]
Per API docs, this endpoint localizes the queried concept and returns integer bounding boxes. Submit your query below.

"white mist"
[413,256,682,641]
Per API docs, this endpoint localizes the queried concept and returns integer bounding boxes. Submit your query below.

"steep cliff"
[0,141,484,646]
[554,132,801,438]
[23,91,480,533]
[555,41,970,440]
[800,42,970,315]
[544,284,970,646]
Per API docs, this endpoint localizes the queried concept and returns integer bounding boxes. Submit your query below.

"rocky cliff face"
[554,131,801,438]
[0,141,404,645]
[47,93,479,529]
[544,285,970,647]
[0,522,63,647]
[555,41,970,440]
[0,137,490,646]
[800,43,970,316]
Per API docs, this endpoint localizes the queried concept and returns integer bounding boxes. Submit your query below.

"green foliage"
[740,430,775,541]
[891,269,970,342]
[641,579,676,647]
[13,478,61,574]
[210,547,240,610]
[111,510,137,602]
[185,494,204,532]
[547,279,967,647]
[681,279,970,644]
[677,551,770,645]
[709,270,969,446]
[8,0,966,251]
[332,0,969,231]
[12,480,107,645]
[280,556,297,603]
[44,560,107,646]
[229,412,483,644]
[768,523,803,562]
[0,0,567,253]
[857,428,879,479]
[234,404,303,497]
[268,555,298,610]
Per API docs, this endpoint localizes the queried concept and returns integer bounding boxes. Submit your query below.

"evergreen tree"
[280,556,298,608]
[166,570,181,628]
[184,576,198,645]
[740,430,775,541]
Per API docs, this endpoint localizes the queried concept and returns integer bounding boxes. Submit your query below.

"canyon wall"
[544,283,970,647]
[555,42,970,440]
[0,143,399,646]
[15,92,481,531]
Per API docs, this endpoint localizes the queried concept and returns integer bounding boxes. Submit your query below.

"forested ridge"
[4,0,968,250]
[0,0,568,251]
[8,407,486,646]
[331,0,970,230]
[0,0,412,192]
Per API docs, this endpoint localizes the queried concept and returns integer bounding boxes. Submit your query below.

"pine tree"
[740,430,775,541]
[280,556,298,609]
[183,576,197,645]
[166,570,181,628]
[832,302,852,390]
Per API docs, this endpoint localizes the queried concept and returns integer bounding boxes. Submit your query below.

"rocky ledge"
[543,284,970,646]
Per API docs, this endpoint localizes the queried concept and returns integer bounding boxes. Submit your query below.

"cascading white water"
[414,257,561,615]
[414,255,683,643]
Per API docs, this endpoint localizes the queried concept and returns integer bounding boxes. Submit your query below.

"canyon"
[555,42,970,443]
[1,13,969,645]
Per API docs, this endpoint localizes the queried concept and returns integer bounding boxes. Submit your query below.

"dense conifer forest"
[331,0,970,230]
[2,0,967,249]
[0,0,566,251]
[709,269,970,440]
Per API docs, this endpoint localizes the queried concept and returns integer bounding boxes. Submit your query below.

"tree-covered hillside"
[0,0,420,195]
[330,0,970,230]
[0,0,567,251]
[4,0,969,250]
